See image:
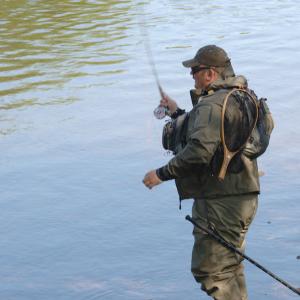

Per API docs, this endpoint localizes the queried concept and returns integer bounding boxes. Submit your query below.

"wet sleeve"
[156,103,221,180]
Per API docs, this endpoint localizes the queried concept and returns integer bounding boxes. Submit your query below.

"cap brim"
[182,58,199,68]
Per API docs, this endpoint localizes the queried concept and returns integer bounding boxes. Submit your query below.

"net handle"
[218,88,259,180]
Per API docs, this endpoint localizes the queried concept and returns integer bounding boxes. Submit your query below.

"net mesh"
[224,90,257,152]
[211,89,258,175]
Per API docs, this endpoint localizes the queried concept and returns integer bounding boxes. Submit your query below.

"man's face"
[191,65,218,90]
[191,65,210,90]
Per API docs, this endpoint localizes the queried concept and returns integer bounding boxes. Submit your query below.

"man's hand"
[143,170,162,189]
[160,93,178,114]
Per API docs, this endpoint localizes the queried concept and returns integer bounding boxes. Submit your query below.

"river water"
[0,0,299,299]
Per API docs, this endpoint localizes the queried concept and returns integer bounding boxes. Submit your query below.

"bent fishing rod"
[185,215,300,297]
[139,6,169,119]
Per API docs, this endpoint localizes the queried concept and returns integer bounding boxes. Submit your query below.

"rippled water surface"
[0,0,299,299]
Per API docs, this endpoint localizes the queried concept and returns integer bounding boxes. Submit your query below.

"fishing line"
[138,2,169,119]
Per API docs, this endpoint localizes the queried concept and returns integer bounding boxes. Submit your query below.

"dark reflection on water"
[0,0,132,103]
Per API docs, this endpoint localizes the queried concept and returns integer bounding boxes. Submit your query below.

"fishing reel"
[153,104,170,119]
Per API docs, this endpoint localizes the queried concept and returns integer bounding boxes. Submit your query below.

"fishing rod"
[185,215,300,297]
[139,6,169,119]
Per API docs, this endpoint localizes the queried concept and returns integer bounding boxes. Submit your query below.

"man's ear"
[206,69,214,80]
[208,68,219,81]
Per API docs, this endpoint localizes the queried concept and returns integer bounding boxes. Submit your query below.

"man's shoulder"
[193,89,226,110]
[203,89,228,103]
[188,96,223,127]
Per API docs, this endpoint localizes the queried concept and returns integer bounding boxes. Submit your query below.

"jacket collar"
[207,75,248,92]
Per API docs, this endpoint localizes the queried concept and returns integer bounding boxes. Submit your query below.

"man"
[143,45,261,300]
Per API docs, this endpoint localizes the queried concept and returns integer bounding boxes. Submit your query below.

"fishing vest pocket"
[162,113,189,155]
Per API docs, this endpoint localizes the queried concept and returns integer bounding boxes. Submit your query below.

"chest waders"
[186,215,300,297]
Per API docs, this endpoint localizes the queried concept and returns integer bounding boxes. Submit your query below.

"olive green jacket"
[157,76,260,200]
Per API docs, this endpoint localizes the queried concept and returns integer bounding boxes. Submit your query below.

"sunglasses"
[190,66,211,75]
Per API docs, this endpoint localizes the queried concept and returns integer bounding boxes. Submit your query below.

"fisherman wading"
[142,45,274,300]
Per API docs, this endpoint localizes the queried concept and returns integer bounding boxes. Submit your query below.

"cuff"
[156,166,175,181]
[170,108,185,119]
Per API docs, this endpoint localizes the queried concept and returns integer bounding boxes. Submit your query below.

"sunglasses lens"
[191,67,198,75]
[190,66,210,75]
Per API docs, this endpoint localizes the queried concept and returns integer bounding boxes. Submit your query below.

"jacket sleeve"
[156,103,222,181]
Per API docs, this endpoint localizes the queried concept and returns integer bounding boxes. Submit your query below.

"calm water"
[0,0,299,299]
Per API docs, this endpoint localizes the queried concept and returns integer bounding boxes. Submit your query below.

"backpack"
[162,90,274,164]
[243,96,274,159]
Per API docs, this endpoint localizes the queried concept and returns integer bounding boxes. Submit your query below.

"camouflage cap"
[182,45,235,77]
[182,45,230,67]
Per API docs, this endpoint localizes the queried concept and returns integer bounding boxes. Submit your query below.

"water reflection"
[0,0,133,104]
